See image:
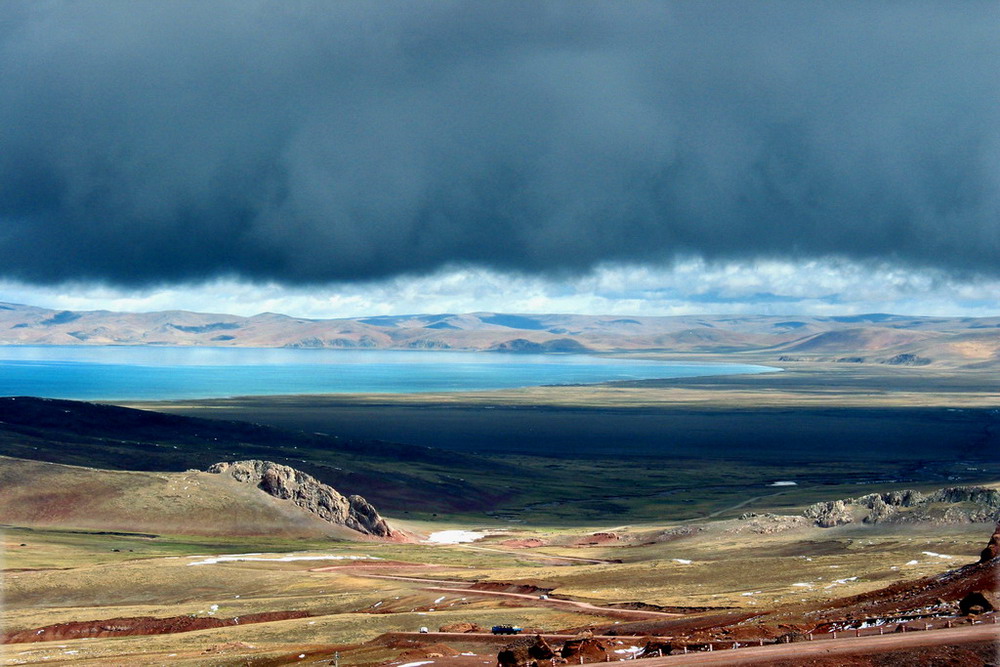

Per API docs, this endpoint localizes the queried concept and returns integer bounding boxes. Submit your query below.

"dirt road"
[351,573,681,619]
[422,585,682,619]
[638,623,999,665]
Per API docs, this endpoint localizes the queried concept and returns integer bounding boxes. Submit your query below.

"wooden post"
[759,639,764,646]
[832,631,837,639]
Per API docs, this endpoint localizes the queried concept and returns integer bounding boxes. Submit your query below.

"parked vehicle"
[491,624,523,635]
[418,626,429,633]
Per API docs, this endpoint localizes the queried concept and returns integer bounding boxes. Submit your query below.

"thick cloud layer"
[2,1,998,286]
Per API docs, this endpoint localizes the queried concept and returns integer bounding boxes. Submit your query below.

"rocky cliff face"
[207,460,394,538]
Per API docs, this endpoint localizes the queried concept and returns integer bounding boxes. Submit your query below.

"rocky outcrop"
[980,523,1000,563]
[803,500,854,527]
[733,512,809,534]
[804,486,1000,527]
[207,460,393,538]
[881,353,931,365]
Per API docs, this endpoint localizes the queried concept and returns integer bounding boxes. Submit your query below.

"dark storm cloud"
[1,1,998,286]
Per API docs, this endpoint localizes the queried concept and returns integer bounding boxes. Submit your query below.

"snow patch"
[905,560,919,565]
[768,481,798,487]
[921,551,954,559]
[398,662,434,667]
[673,558,693,564]
[186,553,379,566]
[425,530,486,544]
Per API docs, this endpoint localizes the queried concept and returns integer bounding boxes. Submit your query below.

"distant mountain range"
[1,302,998,367]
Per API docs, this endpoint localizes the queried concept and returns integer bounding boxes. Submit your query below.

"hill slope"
[0,456,383,539]
[0,396,516,515]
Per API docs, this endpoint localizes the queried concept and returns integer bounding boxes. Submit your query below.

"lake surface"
[0,346,779,401]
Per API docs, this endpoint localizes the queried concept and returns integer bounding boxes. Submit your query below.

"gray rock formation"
[207,460,393,538]
[803,499,855,527]
[804,486,1000,527]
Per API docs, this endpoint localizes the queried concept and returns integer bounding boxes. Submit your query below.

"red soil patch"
[499,538,548,548]
[571,532,621,547]
[1,610,311,644]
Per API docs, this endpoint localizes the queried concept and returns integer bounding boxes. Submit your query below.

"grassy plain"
[3,358,998,664]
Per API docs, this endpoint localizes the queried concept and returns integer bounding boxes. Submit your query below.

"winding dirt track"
[353,573,681,619]
[423,586,682,618]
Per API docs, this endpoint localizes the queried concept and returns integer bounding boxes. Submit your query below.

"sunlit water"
[0,346,780,400]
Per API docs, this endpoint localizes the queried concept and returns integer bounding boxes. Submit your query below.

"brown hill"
[2,303,998,364]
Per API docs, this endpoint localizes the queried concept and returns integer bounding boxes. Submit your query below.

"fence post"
[832,631,837,639]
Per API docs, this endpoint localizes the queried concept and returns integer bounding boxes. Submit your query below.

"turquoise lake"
[0,346,780,400]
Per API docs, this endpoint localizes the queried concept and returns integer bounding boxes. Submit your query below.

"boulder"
[498,637,545,667]
[560,636,610,662]
[960,590,998,616]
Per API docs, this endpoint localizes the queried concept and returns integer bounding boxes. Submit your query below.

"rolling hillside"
[0,456,378,539]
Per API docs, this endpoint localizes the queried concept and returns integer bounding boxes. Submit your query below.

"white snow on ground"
[792,583,812,587]
[769,481,798,486]
[673,558,693,564]
[614,647,643,656]
[425,530,486,544]
[921,551,954,559]
[741,591,763,596]
[434,596,446,604]
[186,553,379,566]
[905,560,919,565]
[398,662,434,667]
[833,577,858,584]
